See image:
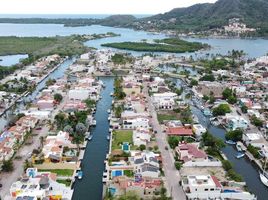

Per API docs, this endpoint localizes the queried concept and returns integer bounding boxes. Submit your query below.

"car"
[0,183,2,188]
[165,146,168,150]
[154,130,158,134]
[35,127,42,130]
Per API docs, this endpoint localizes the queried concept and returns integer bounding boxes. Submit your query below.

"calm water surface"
[0,23,268,199]
[0,54,28,66]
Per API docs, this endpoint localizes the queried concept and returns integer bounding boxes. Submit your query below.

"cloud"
[0,0,217,14]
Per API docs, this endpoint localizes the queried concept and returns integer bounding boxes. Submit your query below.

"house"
[242,132,268,148]
[192,124,206,139]
[182,174,256,200]
[225,114,249,130]
[37,99,55,111]
[130,151,160,178]
[108,176,162,199]
[38,131,77,164]
[132,128,151,146]
[175,143,215,166]
[122,117,150,130]
[195,81,227,98]
[152,92,178,110]
[166,126,193,137]
[10,168,73,199]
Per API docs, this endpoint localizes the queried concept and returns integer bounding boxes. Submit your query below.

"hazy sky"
[0,0,217,15]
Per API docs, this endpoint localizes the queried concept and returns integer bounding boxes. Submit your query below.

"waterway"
[72,77,114,200]
[0,54,28,66]
[0,22,267,198]
[0,58,75,131]
[171,78,268,199]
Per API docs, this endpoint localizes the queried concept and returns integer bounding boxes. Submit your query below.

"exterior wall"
[183,160,222,167]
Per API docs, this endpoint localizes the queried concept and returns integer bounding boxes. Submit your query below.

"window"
[210,188,214,191]
[204,188,208,191]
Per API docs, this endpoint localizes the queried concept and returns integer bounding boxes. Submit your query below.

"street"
[144,84,186,200]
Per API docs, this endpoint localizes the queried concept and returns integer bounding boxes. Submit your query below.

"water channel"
[72,77,114,200]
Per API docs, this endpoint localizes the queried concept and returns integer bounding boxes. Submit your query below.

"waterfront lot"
[112,130,137,150]
[38,169,74,176]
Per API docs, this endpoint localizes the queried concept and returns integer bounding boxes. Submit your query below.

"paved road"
[144,84,186,200]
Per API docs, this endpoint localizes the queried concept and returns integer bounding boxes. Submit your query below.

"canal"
[72,76,114,200]
[192,106,268,200]
[0,58,75,131]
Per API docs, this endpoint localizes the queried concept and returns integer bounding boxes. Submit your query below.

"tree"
[227,95,237,104]
[23,159,33,171]
[54,112,66,129]
[251,115,263,127]
[139,144,146,151]
[222,88,233,99]
[84,98,96,110]
[174,161,182,170]
[39,136,44,149]
[63,125,74,135]
[241,105,248,113]
[45,78,56,87]
[212,104,231,116]
[2,159,14,172]
[190,79,198,87]
[225,129,243,142]
[75,123,87,135]
[222,160,232,171]
[200,74,215,82]
[168,136,179,149]
[114,105,124,118]
[54,93,63,103]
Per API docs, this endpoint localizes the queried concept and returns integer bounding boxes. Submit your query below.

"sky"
[0,0,217,15]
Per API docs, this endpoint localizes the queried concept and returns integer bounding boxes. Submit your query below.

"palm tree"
[39,136,44,149]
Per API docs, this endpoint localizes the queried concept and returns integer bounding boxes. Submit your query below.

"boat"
[86,134,93,141]
[236,142,245,152]
[77,171,83,180]
[225,140,236,145]
[107,135,110,140]
[92,120,97,126]
[260,158,268,187]
[236,152,245,159]
[110,92,114,96]
[107,109,111,114]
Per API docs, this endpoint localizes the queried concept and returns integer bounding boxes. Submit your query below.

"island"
[101,38,209,53]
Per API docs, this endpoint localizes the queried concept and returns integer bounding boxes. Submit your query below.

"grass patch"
[112,130,135,150]
[124,170,134,177]
[157,113,178,124]
[56,179,72,186]
[38,169,74,177]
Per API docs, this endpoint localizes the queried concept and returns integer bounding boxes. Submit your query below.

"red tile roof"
[167,127,193,136]
[211,175,222,188]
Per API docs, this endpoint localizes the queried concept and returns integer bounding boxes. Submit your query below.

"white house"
[225,114,249,130]
[132,128,151,146]
[152,92,177,110]
[122,117,150,130]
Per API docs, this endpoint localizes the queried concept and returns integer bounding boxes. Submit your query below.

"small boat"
[225,140,236,145]
[260,158,268,187]
[92,120,97,126]
[236,152,245,159]
[77,171,83,180]
[108,116,111,121]
[107,135,110,140]
[86,135,93,141]
[107,109,111,114]
[236,142,245,152]
[260,171,268,187]
[110,92,114,96]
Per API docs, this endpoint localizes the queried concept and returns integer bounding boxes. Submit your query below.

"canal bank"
[169,77,268,199]
[72,76,114,200]
[0,58,75,131]
[191,101,268,200]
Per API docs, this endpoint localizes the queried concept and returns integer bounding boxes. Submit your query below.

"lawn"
[112,130,135,150]
[157,113,179,124]
[38,169,74,177]
[56,179,72,186]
